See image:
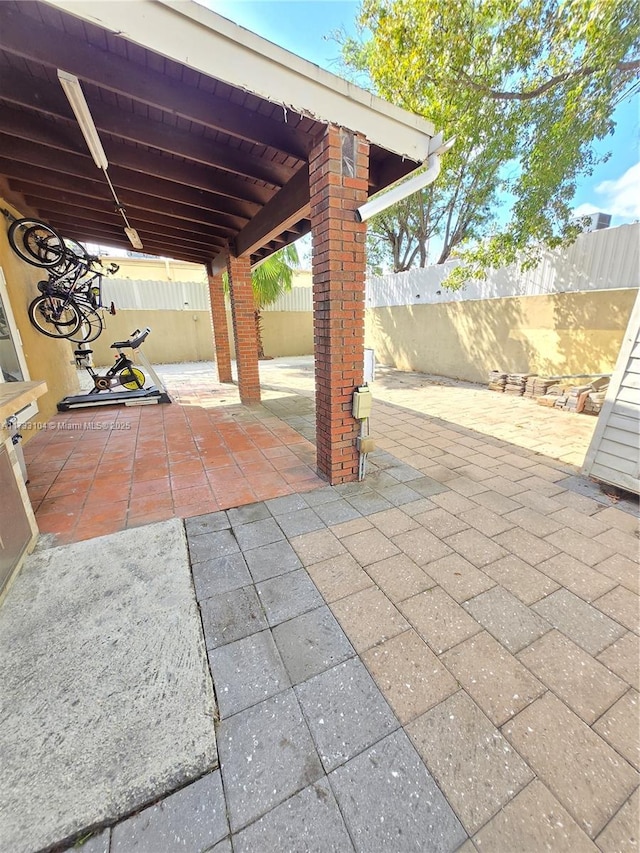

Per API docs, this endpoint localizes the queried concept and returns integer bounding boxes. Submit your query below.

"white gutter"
[356,135,456,222]
[45,0,436,162]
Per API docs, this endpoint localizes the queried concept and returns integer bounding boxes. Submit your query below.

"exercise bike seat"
[110,327,151,350]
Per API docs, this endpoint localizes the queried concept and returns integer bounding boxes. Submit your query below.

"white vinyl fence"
[367,223,639,308]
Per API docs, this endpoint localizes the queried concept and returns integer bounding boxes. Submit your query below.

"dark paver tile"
[227,503,270,526]
[232,780,355,853]
[243,540,301,583]
[407,690,533,834]
[295,657,398,772]
[234,518,285,551]
[192,552,252,600]
[110,771,227,853]
[302,486,341,507]
[345,491,394,515]
[256,568,324,627]
[207,630,290,718]
[273,605,355,684]
[185,510,230,536]
[266,494,310,516]
[313,498,362,526]
[329,730,467,853]
[188,529,239,564]
[217,690,323,832]
[532,589,626,656]
[375,482,423,506]
[277,508,326,538]
[200,585,267,649]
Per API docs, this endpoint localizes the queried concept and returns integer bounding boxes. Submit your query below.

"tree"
[224,244,299,358]
[341,0,640,284]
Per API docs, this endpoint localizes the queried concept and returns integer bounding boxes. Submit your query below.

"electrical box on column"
[352,386,372,420]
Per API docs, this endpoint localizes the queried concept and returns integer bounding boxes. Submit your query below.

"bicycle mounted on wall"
[3,214,118,343]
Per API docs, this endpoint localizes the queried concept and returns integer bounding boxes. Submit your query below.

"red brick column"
[226,253,261,404]
[206,263,232,383]
[309,126,369,484]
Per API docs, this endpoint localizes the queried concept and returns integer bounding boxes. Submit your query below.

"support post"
[226,253,261,404]
[206,262,232,383]
[309,126,369,484]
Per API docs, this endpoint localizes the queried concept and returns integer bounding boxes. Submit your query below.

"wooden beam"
[0,5,312,159]
[234,166,310,257]
[39,206,226,249]
[0,149,256,221]
[11,178,244,233]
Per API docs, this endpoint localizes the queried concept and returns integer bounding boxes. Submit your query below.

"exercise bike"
[76,328,148,393]
[58,327,171,411]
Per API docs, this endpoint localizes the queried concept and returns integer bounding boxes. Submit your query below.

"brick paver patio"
[38,358,637,853]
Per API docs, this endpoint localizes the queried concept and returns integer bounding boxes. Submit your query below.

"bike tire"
[28,294,83,339]
[68,306,104,344]
[8,219,67,269]
[119,367,146,390]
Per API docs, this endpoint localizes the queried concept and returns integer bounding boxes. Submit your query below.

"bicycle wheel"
[28,294,82,339]
[119,367,146,390]
[68,305,104,344]
[8,219,67,269]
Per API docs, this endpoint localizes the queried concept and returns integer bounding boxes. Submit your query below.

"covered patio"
[0,0,442,485]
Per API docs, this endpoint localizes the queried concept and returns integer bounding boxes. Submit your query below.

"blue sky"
[201,0,639,225]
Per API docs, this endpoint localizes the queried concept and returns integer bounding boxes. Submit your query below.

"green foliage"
[250,243,299,309]
[342,0,639,285]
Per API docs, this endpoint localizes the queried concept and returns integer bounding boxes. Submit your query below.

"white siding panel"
[583,289,640,494]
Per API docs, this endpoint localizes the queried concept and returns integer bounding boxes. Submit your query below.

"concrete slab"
[0,520,217,853]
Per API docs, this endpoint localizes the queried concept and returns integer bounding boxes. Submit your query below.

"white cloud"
[594,163,640,220]
[572,203,599,218]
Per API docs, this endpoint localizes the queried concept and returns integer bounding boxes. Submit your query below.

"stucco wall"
[365,289,638,383]
[89,309,314,365]
[0,201,80,438]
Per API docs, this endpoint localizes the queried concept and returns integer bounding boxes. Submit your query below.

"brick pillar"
[206,263,232,383]
[309,126,369,484]
[226,253,261,404]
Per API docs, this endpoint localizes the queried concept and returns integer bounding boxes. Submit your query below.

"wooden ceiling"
[0,1,420,267]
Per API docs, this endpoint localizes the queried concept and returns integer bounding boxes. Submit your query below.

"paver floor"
[12,358,638,851]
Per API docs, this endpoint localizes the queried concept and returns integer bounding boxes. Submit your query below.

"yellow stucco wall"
[365,289,638,382]
[0,202,80,438]
[89,309,314,364]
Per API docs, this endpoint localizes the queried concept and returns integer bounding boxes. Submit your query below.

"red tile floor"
[24,372,324,545]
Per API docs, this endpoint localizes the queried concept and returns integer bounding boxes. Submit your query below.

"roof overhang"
[0,0,438,267]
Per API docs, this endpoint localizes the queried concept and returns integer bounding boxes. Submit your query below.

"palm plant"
[224,244,299,359]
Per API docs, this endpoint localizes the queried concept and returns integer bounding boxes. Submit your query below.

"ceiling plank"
[33,205,226,248]
[0,150,257,220]
[0,102,272,205]
[0,82,291,188]
[0,3,313,159]
[11,176,246,232]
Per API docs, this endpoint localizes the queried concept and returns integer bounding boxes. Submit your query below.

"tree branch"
[459,59,640,101]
